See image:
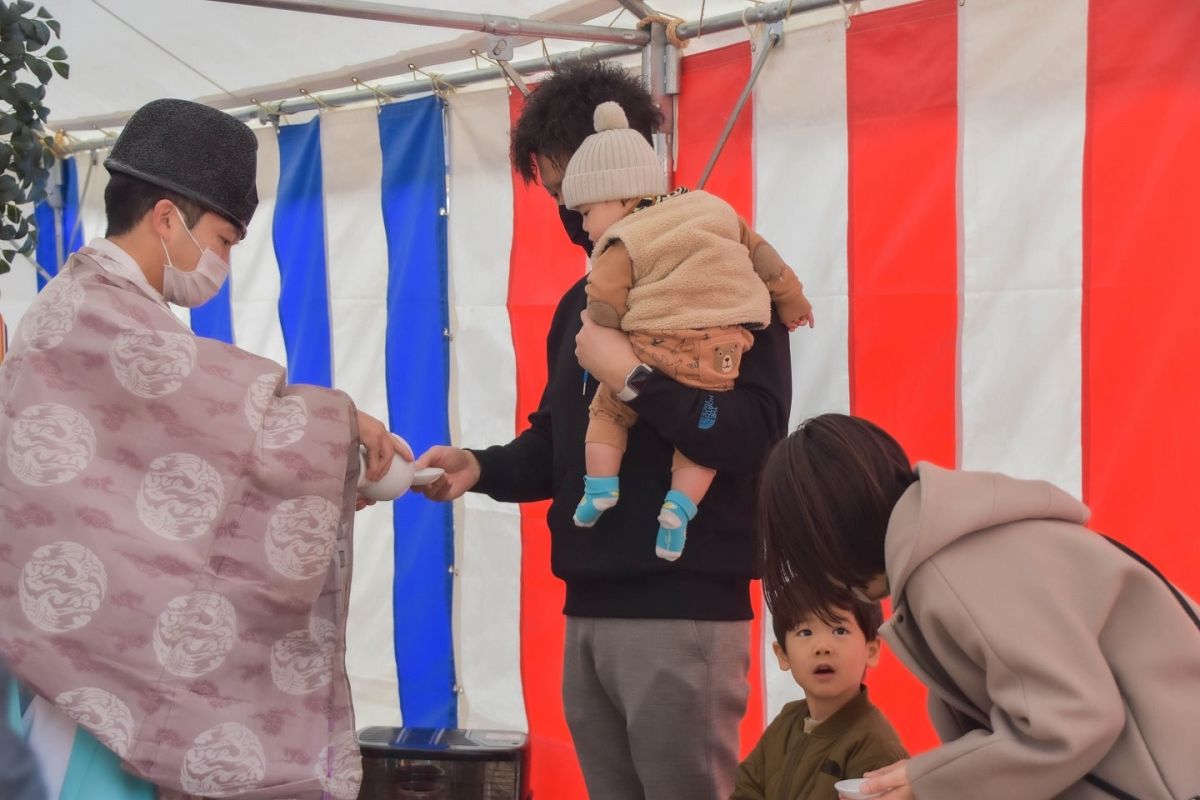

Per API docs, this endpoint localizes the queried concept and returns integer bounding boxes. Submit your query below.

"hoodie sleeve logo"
[698,395,718,430]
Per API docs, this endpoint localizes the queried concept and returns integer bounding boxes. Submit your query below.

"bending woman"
[758,414,1200,800]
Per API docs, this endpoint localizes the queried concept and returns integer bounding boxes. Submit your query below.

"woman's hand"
[845,760,912,800]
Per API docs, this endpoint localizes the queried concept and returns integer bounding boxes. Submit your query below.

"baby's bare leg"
[586,441,623,478]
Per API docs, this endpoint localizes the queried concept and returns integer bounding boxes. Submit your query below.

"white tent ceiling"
[42,0,769,134]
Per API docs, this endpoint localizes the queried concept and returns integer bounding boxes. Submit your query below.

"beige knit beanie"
[561,101,667,210]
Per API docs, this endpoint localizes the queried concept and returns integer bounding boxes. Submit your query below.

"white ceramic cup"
[833,778,884,800]
[358,435,444,501]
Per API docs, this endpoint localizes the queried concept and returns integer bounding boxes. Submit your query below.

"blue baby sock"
[655,490,698,561]
[574,475,620,527]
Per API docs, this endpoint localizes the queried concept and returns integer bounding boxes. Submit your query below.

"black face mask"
[558,204,593,256]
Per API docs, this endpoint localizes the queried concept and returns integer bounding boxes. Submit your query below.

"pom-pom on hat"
[561,101,666,210]
[105,99,259,233]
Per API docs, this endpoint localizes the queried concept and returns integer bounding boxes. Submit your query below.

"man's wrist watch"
[617,363,654,402]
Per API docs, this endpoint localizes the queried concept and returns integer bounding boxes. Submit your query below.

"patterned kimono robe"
[0,241,363,799]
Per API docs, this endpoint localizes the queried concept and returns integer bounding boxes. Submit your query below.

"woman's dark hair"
[510,60,663,184]
[104,173,207,237]
[771,595,885,648]
[759,414,917,628]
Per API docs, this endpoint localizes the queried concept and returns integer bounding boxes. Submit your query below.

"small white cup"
[834,779,884,800]
[357,435,443,501]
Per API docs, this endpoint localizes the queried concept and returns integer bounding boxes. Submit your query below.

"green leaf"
[36,6,51,18]
[46,18,59,38]
[0,34,25,57]
[0,178,20,204]
[0,115,17,135]
[29,19,48,46]
[13,80,37,102]
[51,60,67,79]
[44,45,64,61]
[14,2,35,15]
[4,202,18,222]
[23,52,49,82]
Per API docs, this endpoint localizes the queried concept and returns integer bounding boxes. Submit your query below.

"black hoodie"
[470,206,792,620]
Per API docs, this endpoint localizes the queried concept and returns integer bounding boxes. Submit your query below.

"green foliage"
[0,0,68,274]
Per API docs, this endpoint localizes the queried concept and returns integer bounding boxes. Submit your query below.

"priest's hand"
[356,410,404,483]
[412,446,480,502]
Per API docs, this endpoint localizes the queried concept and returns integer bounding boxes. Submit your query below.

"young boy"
[731,598,908,800]
[563,101,813,560]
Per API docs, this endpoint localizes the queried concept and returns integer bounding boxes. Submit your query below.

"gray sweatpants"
[562,617,751,800]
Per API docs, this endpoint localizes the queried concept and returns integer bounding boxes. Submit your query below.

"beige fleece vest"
[596,190,771,332]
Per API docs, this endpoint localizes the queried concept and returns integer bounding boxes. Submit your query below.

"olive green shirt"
[732,687,908,800]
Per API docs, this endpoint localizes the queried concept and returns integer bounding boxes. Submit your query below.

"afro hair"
[510,60,663,184]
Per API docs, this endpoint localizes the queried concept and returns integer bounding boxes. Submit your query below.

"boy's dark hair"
[104,172,207,237]
[510,60,663,184]
[759,414,917,629]
[772,596,885,648]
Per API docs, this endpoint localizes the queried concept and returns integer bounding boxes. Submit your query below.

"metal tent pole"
[617,0,655,18]
[696,23,781,190]
[59,42,643,154]
[676,0,842,39]
[644,19,677,181]
[207,0,651,45]
[58,0,852,149]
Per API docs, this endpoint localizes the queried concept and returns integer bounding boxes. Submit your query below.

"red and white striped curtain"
[478,0,1200,794]
[6,1,1195,796]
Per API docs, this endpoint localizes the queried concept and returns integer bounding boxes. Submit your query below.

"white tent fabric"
[42,0,762,132]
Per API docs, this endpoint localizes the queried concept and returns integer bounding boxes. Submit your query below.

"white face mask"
[160,209,230,307]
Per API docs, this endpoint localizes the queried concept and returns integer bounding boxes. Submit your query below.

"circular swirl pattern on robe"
[153,591,237,678]
[180,722,266,797]
[261,395,308,449]
[110,328,197,398]
[20,541,108,633]
[314,730,364,800]
[264,496,340,580]
[55,687,135,758]
[270,617,336,695]
[22,277,85,351]
[244,374,309,449]
[136,452,225,541]
[5,403,97,487]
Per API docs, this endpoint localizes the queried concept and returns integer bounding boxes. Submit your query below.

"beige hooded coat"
[881,463,1200,800]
